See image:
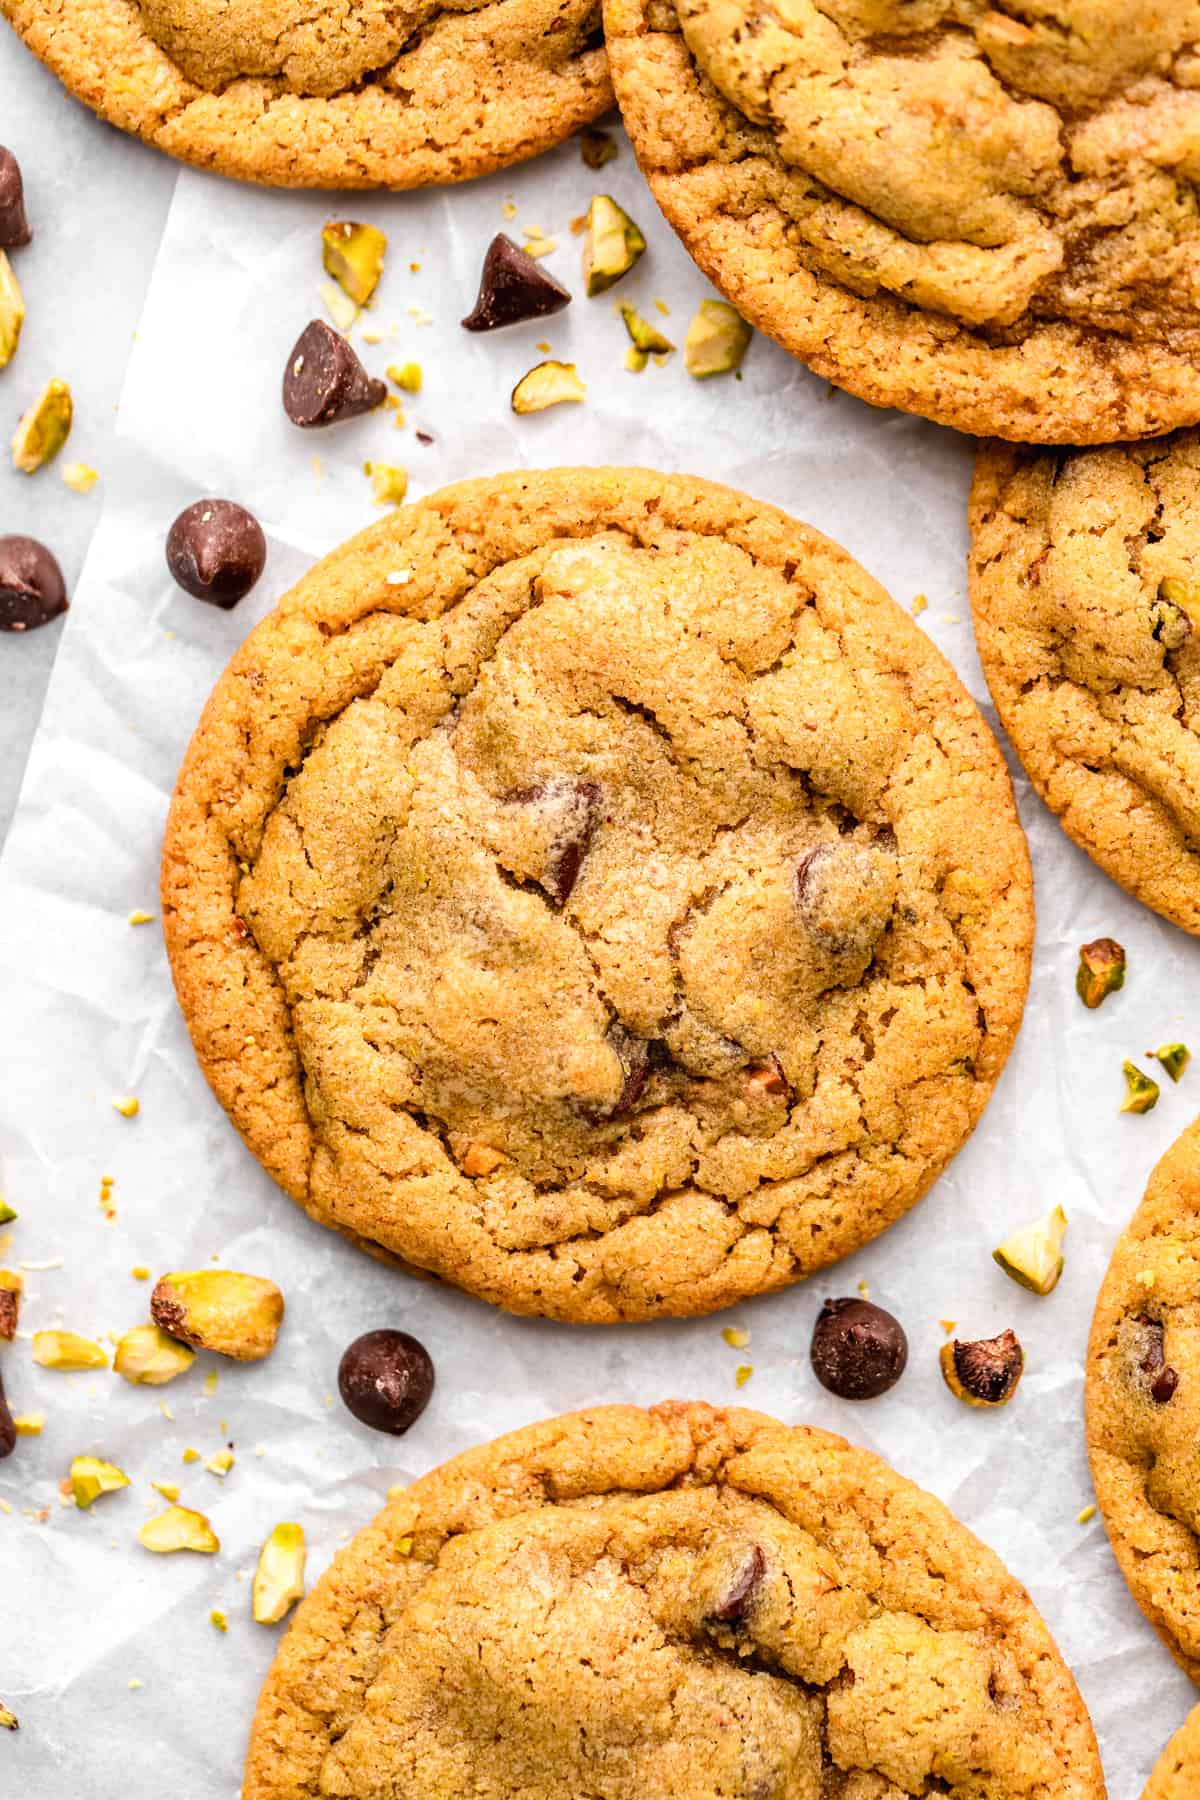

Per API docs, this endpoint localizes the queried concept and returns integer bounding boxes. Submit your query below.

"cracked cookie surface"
[1144,1704,1200,1798]
[243,1401,1104,1800]
[603,0,1200,442]
[0,0,610,186]
[971,435,1200,933]
[1087,1117,1200,1684]
[162,467,1032,1322]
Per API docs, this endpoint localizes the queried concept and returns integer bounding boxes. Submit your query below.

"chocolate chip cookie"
[162,468,1033,1322]
[603,1,1200,443]
[1,0,609,187]
[971,436,1200,933]
[1087,1116,1200,1683]
[244,1401,1103,1799]
[1144,1706,1200,1799]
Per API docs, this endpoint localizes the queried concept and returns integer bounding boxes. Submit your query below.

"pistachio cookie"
[162,468,1033,1322]
[603,0,1200,443]
[244,1402,1104,1799]
[1088,1117,1200,1683]
[1144,1706,1200,1799]
[0,0,609,188]
[971,436,1200,932]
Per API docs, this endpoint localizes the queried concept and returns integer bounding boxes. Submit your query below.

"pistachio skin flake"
[0,252,23,368]
[993,1205,1068,1297]
[321,222,388,308]
[150,1270,284,1362]
[253,1522,307,1624]
[582,196,645,296]
[11,378,72,474]
[1155,1042,1191,1083]
[940,1329,1025,1408]
[684,301,752,378]
[1121,1061,1160,1114]
[511,360,586,415]
[1075,937,1125,1009]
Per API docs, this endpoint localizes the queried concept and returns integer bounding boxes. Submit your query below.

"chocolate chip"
[607,1024,653,1117]
[166,500,266,608]
[811,1297,908,1400]
[283,319,387,428]
[1138,1318,1179,1404]
[461,234,572,332]
[711,1544,765,1623]
[0,535,67,633]
[0,149,30,250]
[509,777,601,904]
[338,1328,434,1436]
[0,1371,14,1461]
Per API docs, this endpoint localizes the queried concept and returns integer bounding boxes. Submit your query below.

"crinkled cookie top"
[162,469,1032,1322]
[0,0,609,186]
[1088,1118,1200,1683]
[1144,1703,1200,1799]
[603,0,1200,440]
[244,1403,1105,1800]
[970,433,1200,934]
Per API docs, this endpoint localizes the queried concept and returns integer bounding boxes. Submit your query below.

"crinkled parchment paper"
[0,128,1194,1796]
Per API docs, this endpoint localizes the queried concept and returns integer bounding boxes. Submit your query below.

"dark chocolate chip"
[461,234,572,332]
[811,1297,908,1400]
[0,535,67,633]
[0,149,30,250]
[607,1024,653,1118]
[509,777,601,904]
[711,1544,765,1623]
[1138,1319,1179,1404]
[166,500,266,608]
[283,319,387,428]
[0,1370,14,1460]
[338,1328,434,1436]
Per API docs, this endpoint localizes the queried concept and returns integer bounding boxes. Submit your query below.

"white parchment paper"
[0,127,1195,1796]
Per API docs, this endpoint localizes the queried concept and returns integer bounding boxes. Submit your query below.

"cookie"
[243,1401,1104,1799]
[603,0,1200,444]
[1087,1116,1200,1683]
[162,467,1033,1322]
[1144,1706,1200,1799]
[0,0,609,188]
[970,436,1200,933]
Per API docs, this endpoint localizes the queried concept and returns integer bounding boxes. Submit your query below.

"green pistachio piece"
[1152,577,1195,650]
[0,252,24,369]
[580,127,618,170]
[624,346,649,373]
[1155,1041,1191,1083]
[1076,937,1125,1009]
[12,378,73,474]
[321,222,388,308]
[253,1521,307,1624]
[993,1205,1067,1296]
[582,196,645,297]
[0,1703,17,1730]
[365,461,409,506]
[511,360,586,414]
[0,1202,16,1225]
[387,361,422,393]
[684,300,751,378]
[619,303,674,356]
[138,1505,219,1555]
[1120,1060,1159,1114]
[70,1454,131,1509]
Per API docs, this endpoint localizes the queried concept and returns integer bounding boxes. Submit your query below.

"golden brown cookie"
[1088,1117,1200,1684]
[1144,1705,1200,1799]
[1,0,610,187]
[970,435,1200,933]
[603,0,1200,444]
[243,1401,1105,1800]
[162,467,1033,1322]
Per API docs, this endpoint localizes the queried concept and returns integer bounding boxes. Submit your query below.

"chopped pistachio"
[111,1096,140,1118]
[128,910,155,926]
[32,1330,108,1372]
[582,196,645,296]
[619,303,674,356]
[721,1326,749,1349]
[734,1364,753,1387]
[0,1271,22,1342]
[1155,1041,1191,1083]
[366,461,409,506]
[624,346,648,373]
[0,1203,15,1225]
[580,127,618,169]
[940,1329,1024,1408]
[462,1141,506,1177]
[387,361,422,393]
[210,1609,228,1633]
[993,1205,1068,1297]
[181,1447,201,1465]
[397,1534,414,1555]
[253,1522,307,1624]
[13,1413,44,1437]
[203,1369,219,1396]
[387,1481,407,1500]
[151,1269,284,1362]
[12,378,73,473]
[319,279,358,334]
[321,221,388,307]
[511,360,586,415]
[0,252,23,368]
[113,1324,195,1386]
[0,1703,17,1730]
[1121,1060,1159,1114]
[138,1505,219,1555]
[1077,1504,1097,1524]
[131,1265,151,1281]
[205,1449,234,1478]
[1154,577,1197,649]
[70,1455,130,1509]
[684,300,751,378]
[1076,937,1125,1009]
[60,461,99,494]
[151,1481,180,1502]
